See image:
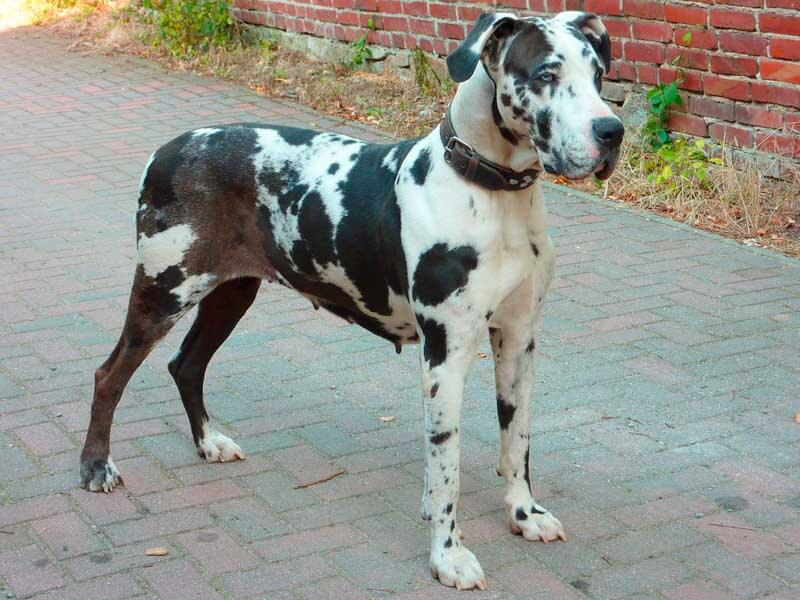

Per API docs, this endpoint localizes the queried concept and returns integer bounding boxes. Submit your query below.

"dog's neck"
[448,66,541,173]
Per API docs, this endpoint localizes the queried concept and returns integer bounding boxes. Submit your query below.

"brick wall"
[233,1,800,158]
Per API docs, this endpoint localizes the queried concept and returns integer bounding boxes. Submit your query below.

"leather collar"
[439,107,540,192]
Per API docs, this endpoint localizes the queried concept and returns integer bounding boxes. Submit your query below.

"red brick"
[766,0,800,7]
[252,525,368,562]
[709,122,755,147]
[142,560,224,600]
[381,15,408,32]
[760,13,800,36]
[720,31,767,56]
[353,0,377,10]
[376,0,401,13]
[659,67,704,92]
[139,479,248,513]
[176,527,258,576]
[585,0,623,15]
[104,507,214,545]
[665,5,708,26]
[689,96,736,121]
[717,0,763,6]
[756,131,800,157]
[735,104,784,128]
[711,55,758,76]
[428,2,455,19]
[32,511,107,559]
[667,47,709,70]
[438,21,465,40]
[693,513,792,559]
[638,64,659,84]
[710,9,756,31]
[632,21,673,42]
[703,75,751,101]
[456,5,483,22]
[668,113,708,137]
[29,573,143,600]
[615,60,638,81]
[220,555,335,597]
[401,1,427,16]
[752,82,800,108]
[604,17,631,39]
[625,40,665,63]
[0,494,70,527]
[0,545,65,597]
[761,58,800,84]
[674,28,718,49]
[67,487,140,525]
[611,39,623,59]
[770,37,800,60]
[624,0,665,19]
[409,18,434,36]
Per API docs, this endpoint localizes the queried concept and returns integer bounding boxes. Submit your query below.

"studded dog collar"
[439,107,540,192]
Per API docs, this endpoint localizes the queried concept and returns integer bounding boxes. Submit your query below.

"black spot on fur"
[328,163,340,174]
[412,243,479,306]
[138,264,184,318]
[500,93,512,107]
[416,314,447,368]
[497,395,516,430]
[515,507,528,521]
[525,339,535,353]
[446,502,453,514]
[430,430,452,445]
[530,242,540,256]
[524,446,531,490]
[431,383,439,398]
[531,505,546,515]
[410,147,432,185]
[536,108,552,141]
[275,127,318,146]
[444,536,453,548]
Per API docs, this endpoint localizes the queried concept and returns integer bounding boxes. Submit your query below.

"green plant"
[643,32,692,150]
[140,0,241,58]
[642,137,723,188]
[412,48,451,95]
[348,34,372,68]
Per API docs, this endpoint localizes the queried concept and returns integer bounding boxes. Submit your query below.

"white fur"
[137,224,197,277]
[197,422,245,462]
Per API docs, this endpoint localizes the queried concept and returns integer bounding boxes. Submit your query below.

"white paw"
[430,545,487,591]
[87,456,122,493]
[508,504,566,542]
[197,427,245,462]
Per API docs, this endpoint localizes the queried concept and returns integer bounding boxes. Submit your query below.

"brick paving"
[1,26,799,600]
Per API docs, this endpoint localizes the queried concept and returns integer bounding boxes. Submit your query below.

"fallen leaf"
[475,352,488,359]
[756,228,767,236]
[145,547,168,557]
[378,415,395,422]
[795,412,800,425]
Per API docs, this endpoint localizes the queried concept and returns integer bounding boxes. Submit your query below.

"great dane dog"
[80,11,623,590]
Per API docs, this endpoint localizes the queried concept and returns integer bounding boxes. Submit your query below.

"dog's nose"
[592,117,624,147]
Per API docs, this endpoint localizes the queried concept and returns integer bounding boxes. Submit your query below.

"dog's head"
[447,11,624,180]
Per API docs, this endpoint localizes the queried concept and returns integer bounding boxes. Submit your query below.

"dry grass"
[23,1,800,257]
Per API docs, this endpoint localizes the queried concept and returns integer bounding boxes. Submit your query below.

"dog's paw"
[197,428,245,462]
[79,456,123,493]
[430,545,487,591]
[508,504,566,542]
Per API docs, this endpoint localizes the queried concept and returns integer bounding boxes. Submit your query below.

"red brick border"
[233,1,800,158]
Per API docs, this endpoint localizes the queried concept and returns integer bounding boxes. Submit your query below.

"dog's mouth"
[592,146,621,181]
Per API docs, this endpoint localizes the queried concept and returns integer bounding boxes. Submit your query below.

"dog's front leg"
[490,284,566,543]
[420,338,487,591]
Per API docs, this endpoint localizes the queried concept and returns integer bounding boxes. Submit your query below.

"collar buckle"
[444,136,474,164]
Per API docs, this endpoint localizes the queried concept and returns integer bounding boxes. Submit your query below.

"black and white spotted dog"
[80,11,623,590]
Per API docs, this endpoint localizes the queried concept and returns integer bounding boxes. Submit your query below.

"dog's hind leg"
[168,277,261,462]
[79,265,216,492]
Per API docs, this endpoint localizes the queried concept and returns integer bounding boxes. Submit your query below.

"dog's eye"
[538,72,555,82]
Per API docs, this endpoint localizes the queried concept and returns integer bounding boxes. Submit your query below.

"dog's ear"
[553,11,611,71]
[446,12,519,83]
